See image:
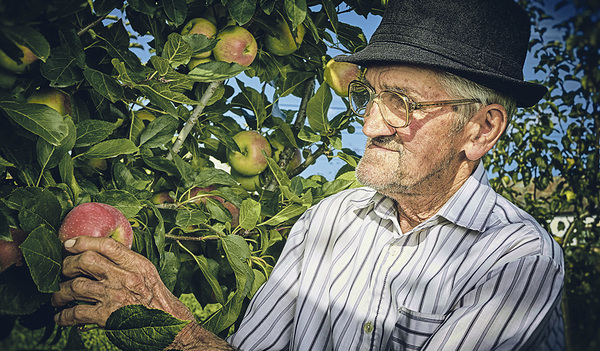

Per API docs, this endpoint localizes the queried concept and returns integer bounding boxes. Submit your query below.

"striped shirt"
[228,163,565,350]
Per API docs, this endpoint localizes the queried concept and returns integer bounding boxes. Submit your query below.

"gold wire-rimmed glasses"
[348,80,480,128]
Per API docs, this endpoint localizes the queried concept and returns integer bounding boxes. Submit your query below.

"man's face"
[355,65,469,196]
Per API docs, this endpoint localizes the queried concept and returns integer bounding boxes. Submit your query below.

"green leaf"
[162,33,193,67]
[105,305,189,351]
[139,115,179,148]
[239,198,261,230]
[3,26,51,62]
[266,157,291,187]
[20,225,62,293]
[322,0,339,34]
[259,203,308,227]
[175,208,208,227]
[298,125,320,143]
[194,168,238,188]
[7,187,62,233]
[306,83,332,134]
[203,235,254,333]
[95,189,143,218]
[163,0,187,27]
[228,0,257,25]
[285,0,307,28]
[82,139,139,159]
[0,266,48,315]
[249,269,267,299]
[58,154,81,200]
[188,61,247,82]
[179,244,226,305]
[232,80,268,127]
[0,101,68,146]
[37,116,76,170]
[75,119,117,147]
[83,67,124,103]
[158,251,180,293]
[40,46,84,87]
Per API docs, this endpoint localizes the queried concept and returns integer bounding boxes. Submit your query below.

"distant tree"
[487,1,599,349]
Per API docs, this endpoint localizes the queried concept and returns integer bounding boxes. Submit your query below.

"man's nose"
[362,100,397,138]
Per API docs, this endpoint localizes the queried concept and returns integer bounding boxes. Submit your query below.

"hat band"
[372,22,524,80]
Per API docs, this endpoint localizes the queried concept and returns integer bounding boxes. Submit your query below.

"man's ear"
[462,104,508,161]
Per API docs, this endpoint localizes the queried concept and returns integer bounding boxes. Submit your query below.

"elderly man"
[52,0,565,350]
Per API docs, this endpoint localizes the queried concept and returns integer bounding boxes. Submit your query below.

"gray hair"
[437,72,517,133]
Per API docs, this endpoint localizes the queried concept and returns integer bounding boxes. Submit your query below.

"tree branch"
[78,14,108,37]
[168,80,223,160]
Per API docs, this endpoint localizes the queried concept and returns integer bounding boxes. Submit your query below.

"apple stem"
[168,80,224,160]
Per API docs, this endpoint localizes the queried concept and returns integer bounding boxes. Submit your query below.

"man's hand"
[51,236,194,327]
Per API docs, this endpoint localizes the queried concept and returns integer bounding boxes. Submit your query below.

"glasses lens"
[349,82,371,116]
[380,92,409,128]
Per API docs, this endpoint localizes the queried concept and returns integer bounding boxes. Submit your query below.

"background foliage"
[0,0,597,350]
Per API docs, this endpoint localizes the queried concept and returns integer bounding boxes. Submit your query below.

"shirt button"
[389,246,400,256]
[364,322,374,333]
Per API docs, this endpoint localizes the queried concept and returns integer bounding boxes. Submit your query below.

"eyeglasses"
[348,80,480,128]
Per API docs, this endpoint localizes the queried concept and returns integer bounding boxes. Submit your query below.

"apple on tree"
[264,17,305,56]
[231,168,262,192]
[0,43,38,74]
[58,202,134,249]
[227,130,272,176]
[323,58,361,97]
[27,88,72,116]
[213,25,257,67]
[0,228,28,273]
[181,17,218,59]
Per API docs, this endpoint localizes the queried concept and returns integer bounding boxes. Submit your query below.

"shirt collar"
[350,162,497,232]
[436,162,497,232]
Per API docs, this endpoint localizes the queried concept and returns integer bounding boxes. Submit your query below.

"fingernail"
[64,239,76,248]
[54,313,59,322]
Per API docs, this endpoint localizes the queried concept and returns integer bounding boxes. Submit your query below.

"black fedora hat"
[336,0,547,107]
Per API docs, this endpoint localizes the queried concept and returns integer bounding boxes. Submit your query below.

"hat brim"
[336,42,547,107]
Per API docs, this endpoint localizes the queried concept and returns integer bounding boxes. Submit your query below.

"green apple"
[231,168,262,192]
[227,130,272,176]
[0,43,38,74]
[213,26,258,67]
[27,88,71,116]
[264,18,305,56]
[323,58,361,97]
[181,18,218,59]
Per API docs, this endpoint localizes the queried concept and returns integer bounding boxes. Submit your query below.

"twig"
[168,80,223,160]
[77,14,108,37]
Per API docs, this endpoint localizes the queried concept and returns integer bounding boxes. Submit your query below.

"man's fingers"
[61,250,117,280]
[51,277,105,307]
[62,236,141,267]
[53,303,110,328]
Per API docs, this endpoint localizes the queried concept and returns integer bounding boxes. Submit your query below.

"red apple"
[323,58,361,97]
[58,203,134,249]
[227,130,272,176]
[151,191,176,205]
[181,18,218,59]
[213,26,257,67]
[0,228,28,273]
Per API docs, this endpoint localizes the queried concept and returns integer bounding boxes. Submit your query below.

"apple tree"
[0,0,384,349]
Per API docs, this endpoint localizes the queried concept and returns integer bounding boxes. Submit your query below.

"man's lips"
[368,142,397,152]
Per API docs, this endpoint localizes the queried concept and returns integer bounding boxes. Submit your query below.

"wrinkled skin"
[52,236,234,350]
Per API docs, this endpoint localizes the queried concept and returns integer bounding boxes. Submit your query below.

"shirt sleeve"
[226,209,312,350]
[422,254,564,351]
